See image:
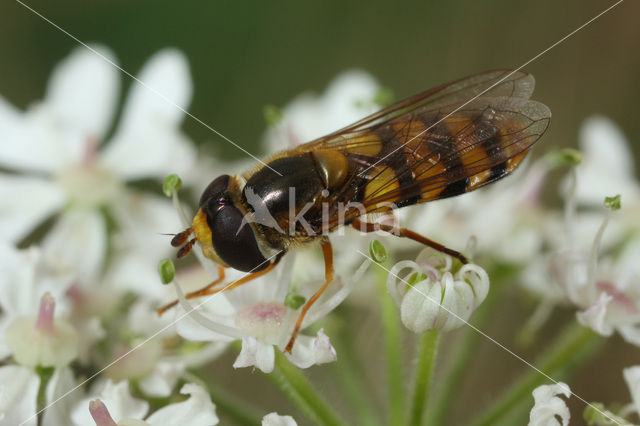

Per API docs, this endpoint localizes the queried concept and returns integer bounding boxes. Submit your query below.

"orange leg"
[157,266,226,315]
[351,218,468,264]
[157,256,282,315]
[284,239,334,353]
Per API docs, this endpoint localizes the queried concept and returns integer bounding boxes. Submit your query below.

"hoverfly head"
[194,174,269,272]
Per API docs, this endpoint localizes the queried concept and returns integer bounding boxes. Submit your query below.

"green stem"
[408,330,440,426]
[375,261,405,426]
[331,309,382,426]
[471,322,603,426]
[426,264,515,426]
[35,366,55,426]
[265,350,346,426]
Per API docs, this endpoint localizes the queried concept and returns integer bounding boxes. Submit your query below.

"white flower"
[386,249,489,333]
[0,244,77,360]
[262,69,382,153]
[6,292,79,368]
[0,45,196,295]
[530,176,640,344]
[528,382,571,426]
[262,412,298,426]
[173,253,370,373]
[573,116,640,206]
[73,380,218,426]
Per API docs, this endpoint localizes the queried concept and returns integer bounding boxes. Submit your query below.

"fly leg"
[157,255,283,315]
[351,218,468,264]
[284,239,334,353]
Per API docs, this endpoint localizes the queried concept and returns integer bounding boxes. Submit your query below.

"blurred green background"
[2,1,639,423]
[1,0,639,162]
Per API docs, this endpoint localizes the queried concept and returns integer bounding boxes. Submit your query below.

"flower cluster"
[0,45,384,425]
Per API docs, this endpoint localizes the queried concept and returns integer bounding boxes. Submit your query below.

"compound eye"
[199,175,230,207]
[210,204,269,272]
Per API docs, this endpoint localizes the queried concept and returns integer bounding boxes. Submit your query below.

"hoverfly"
[159,70,551,352]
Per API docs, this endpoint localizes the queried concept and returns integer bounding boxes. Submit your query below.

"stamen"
[89,400,117,426]
[171,227,193,247]
[177,237,198,258]
[35,292,55,334]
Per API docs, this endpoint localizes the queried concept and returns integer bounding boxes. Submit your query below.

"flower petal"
[623,365,640,415]
[576,292,614,336]
[0,174,65,243]
[46,45,120,143]
[263,70,380,152]
[138,360,185,398]
[575,116,639,204]
[0,365,39,426]
[528,382,571,426]
[618,324,640,347]
[233,336,275,373]
[285,329,337,369]
[43,367,78,426]
[146,383,218,426]
[105,193,182,298]
[99,49,196,180]
[262,412,298,426]
[400,279,442,333]
[42,209,107,287]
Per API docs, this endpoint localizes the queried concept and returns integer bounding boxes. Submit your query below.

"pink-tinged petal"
[146,383,218,426]
[233,337,275,373]
[71,380,148,426]
[0,174,65,243]
[0,365,39,426]
[262,412,298,426]
[100,49,196,180]
[42,209,107,286]
[576,292,614,336]
[46,46,120,143]
[285,329,337,369]
[623,366,640,414]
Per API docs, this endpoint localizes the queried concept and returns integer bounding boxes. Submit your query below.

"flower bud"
[387,251,489,333]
